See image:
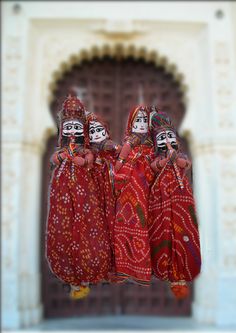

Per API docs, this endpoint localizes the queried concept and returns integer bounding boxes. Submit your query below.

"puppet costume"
[87,113,121,276]
[148,112,201,298]
[46,96,112,299]
[113,106,154,285]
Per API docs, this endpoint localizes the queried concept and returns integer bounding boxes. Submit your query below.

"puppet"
[113,105,154,285]
[148,112,201,299]
[46,96,112,299]
[87,113,121,276]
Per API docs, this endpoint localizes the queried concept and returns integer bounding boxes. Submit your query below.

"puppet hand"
[51,150,68,165]
[176,158,186,168]
[176,157,191,169]
[150,158,167,172]
[115,161,123,172]
[160,158,169,167]
[167,149,177,163]
[150,160,159,172]
[87,160,94,169]
[51,152,61,165]
[72,156,85,166]
[115,145,122,154]
[59,151,69,160]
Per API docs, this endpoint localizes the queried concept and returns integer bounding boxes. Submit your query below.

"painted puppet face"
[62,120,84,137]
[89,121,108,143]
[156,130,178,151]
[132,111,148,133]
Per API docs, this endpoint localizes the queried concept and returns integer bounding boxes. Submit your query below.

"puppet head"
[58,95,87,147]
[87,113,110,144]
[150,112,178,153]
[125,105,149,137]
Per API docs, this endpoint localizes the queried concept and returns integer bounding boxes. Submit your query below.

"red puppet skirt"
[91,152,117,275]
[46,160,112,287]
[114,145,154,285]
[148,164,201,282]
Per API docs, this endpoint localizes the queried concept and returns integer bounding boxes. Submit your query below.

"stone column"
[2,142,44,328]
[191,143,222,324]
[2,143,23,328]
[189,4,236,326]
[2,3,53,328]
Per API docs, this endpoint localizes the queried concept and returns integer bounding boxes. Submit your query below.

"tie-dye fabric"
[90,141,118,276]
[46,147,112,286]
[114,143,154,285]
[148,161,201,282]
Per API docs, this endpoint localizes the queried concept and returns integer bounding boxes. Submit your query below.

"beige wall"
[231,2,236,69]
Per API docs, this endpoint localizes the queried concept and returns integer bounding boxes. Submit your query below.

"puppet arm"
[72,156,86,166]
[84,149,94,168]
[176,155,192,170]
[112,143,122,156]
[103,140,122,155]
[72,150,94,168]
[150,157,168,173]
[114,143,132,172]
[50,149,69,166]
[115,145,122,154]
[166,142,177,163]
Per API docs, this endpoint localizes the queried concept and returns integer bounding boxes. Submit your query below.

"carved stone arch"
[47,43,189,148]
[48,43,188,105]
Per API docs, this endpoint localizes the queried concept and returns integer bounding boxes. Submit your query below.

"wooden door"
[41,56,192,318]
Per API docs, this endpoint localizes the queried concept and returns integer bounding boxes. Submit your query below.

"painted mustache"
[157,142,178,152]
[63,131,84,137]
[61,136,84,146]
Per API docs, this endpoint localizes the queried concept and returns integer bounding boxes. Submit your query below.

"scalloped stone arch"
[48,43,188,105]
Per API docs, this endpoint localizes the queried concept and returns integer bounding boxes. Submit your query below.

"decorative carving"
[214,42,234,128]
[220,148,236,271]
[2,147,19,271]
[3,36,22,127]
[45,43,187,103]
[92,20,148,38]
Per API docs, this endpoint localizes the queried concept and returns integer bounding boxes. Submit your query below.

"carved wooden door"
[41,56,192,318]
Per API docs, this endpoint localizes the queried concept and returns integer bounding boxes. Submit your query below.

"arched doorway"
[41,56,192,318]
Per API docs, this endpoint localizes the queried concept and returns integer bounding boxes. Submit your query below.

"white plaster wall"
[2,1,236,329]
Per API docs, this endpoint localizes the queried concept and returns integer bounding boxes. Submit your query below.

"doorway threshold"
[21,315,235,332]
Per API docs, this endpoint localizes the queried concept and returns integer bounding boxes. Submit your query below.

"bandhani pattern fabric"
[46,146,112,286]
[148,162,201,282]
[90,141,118,276]
[114,142,155,285]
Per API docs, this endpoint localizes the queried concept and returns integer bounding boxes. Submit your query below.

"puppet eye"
[96,127,103,132]
[144,117,147,123]
[159,134,166,140]
[66,125,72,130]
[90,129,95,134]
[168,132,175,138]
